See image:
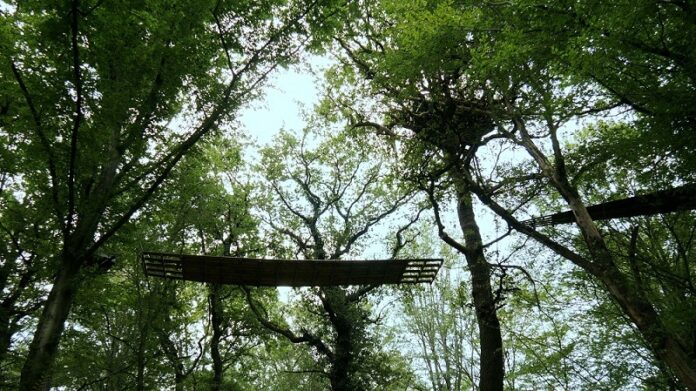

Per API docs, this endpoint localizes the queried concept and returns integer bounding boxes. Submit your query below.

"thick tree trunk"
[18,257,82,391]
[209,283,224,391]
[322,288,354,391]
[514,128,696,389]
[330,324,352,391]
[567,196,696,390]
[456,190,504,391]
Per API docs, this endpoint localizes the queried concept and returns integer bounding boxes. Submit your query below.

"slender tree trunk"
[135,346,145,391]
[0,263,13,362]
[511,127,696,389]
[470,174,696,389]
[0,306,13,387]
[135,320,150,391]
[575,211,696,388]
[601,265,696,389]
[18,257,82,391]
[161,339,186,391]
[174,371,186,391]
[0,306,11,363]
[209,283,224,391]
[456,190,504,391]
[0,252,34,364]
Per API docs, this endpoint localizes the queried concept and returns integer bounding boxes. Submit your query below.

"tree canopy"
[0,0,694,390]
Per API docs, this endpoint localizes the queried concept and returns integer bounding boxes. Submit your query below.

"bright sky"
[238,56,505,248]
[239,56,333,146]
[231,50,515,312]
[238,57,331,301]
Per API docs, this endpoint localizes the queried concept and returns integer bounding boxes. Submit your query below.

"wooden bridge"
[142,252,443,286]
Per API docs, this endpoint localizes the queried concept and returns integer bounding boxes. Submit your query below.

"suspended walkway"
[142,252,443,286]
[523,183,696,227]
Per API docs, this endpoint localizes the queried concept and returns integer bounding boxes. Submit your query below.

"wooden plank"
[524,184,696,227]
[142,252,442,286]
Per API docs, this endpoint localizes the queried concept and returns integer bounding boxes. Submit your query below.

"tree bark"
[209,283,224,391]
[456,190,504,391]
[323,288,354,391]
[0,305,11,364]
[329,331,352,391]
[510,123,696,389]
[158,329,186,391]
[0,251,37,365]
[18,256,82,391]
[565,193,696,390]
[0,262,13,363]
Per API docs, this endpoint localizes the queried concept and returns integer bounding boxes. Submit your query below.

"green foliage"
[397,239,479,391]
[0,0,342,384]
[326,0,696,389]
[253,123,419,390]
[2,0,695,389]
[48,136,287,390]
[257,122,409,260]
[396,228,674,390]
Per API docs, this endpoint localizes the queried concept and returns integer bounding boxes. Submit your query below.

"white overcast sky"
[239,56,333,146]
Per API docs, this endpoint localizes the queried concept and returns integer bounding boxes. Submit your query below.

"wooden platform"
[142,252,443,286]
[523,183,696,227]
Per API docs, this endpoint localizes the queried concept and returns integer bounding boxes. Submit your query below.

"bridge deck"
[523,184,696,227]
[142,252,443,286]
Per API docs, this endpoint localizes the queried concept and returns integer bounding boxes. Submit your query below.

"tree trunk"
[158,330,187,391]
[322,288,354,391]
[0,263,13,363]
[330,324,352,391]
[174,371,186,391]
[135,319,150,391]
[18,257,82,391]
[555,181,696,389]
[602,266,696,389]
[456,190,504,391]
[0,305,11,364]
[0,306,13,387]
[512,128,696,389]
[0,252,35,365]
[209,283,224,391]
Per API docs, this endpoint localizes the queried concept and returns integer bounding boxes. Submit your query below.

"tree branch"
[242,287,334,360]
[9,62,64,232]
[463,174,598,273]
[67,0,84,231]
[424,181,468,255]
[211,0,235,75]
